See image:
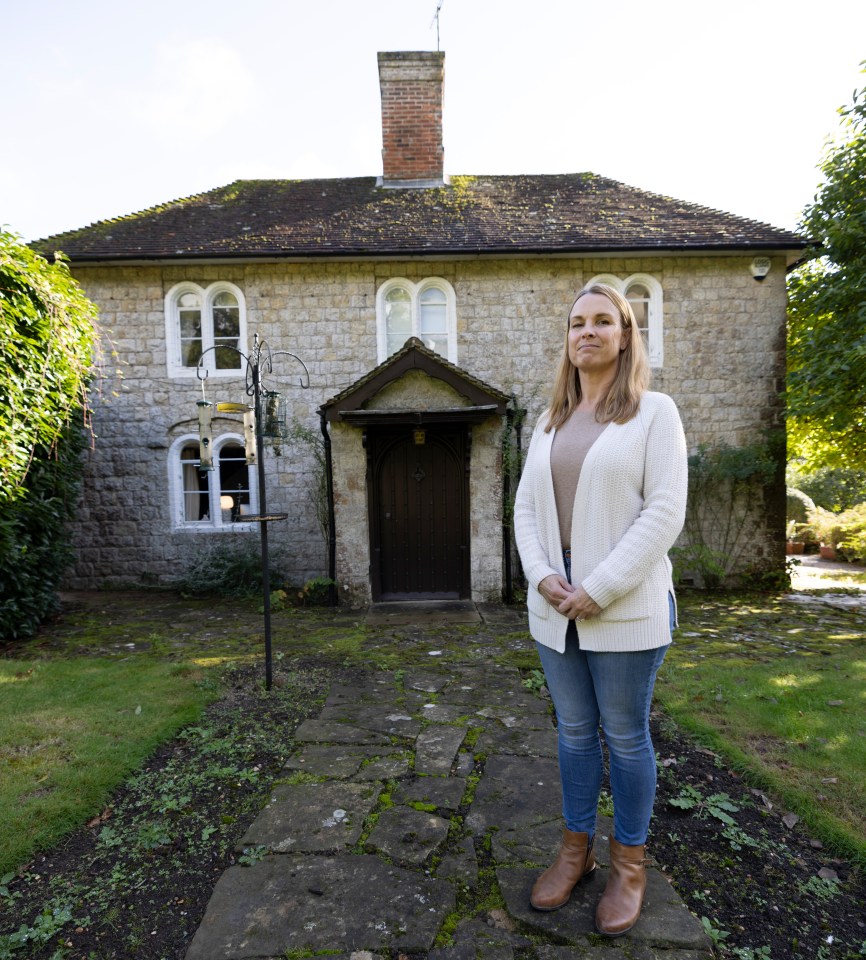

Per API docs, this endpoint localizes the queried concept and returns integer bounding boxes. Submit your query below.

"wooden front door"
[369,427,469,600]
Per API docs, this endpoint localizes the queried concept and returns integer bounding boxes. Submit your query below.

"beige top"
[551,408,609,549]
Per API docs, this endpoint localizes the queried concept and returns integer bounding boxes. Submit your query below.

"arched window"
[168,433,259,530]
[587,273,664,368]
[376,278,457,363]
[165,281,247,378]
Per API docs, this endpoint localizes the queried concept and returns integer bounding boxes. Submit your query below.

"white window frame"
[167,433,259,532]
[165,281,248,378]
[587,273,664,368]
[375,277,457,364]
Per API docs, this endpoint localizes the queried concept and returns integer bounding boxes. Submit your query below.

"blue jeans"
[535,585,673,846]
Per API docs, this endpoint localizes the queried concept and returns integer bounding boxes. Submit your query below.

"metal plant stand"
[196,334,309,690]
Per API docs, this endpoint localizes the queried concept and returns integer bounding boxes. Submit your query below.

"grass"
[0,657,217,874]
[658,587,866,866]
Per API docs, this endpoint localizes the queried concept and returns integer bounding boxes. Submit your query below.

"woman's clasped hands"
[538,574,602,622]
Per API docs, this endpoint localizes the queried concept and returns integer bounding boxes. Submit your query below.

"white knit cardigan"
[514,391,688,653]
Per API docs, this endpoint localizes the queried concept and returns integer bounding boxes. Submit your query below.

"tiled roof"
[34,174,804,262]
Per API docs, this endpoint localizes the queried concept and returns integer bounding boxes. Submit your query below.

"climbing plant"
[672,435,781,590]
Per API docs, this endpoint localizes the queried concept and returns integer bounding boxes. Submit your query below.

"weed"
[796,874,841,903]
[522,669,546,695]
[700,915,731,947]
[668,784,740,826]
[237,845,268,867]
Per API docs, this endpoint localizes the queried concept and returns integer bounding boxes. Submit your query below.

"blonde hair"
[544,283,650,432]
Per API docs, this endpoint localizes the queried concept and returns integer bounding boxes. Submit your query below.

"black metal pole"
[253,359,273,691]
[320,410,337,606]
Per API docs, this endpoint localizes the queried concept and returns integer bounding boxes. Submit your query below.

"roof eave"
[53,238,808,267]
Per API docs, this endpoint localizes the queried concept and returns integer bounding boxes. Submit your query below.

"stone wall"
[67,253,787,593]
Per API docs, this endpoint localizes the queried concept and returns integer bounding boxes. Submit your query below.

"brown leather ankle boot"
[595,838,650,936]
[530,829,596,911]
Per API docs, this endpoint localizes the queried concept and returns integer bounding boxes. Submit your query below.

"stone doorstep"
[365,600,482,626]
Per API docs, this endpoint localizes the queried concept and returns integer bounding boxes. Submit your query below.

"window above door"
[376,277,457,364]
[587,273,664,368]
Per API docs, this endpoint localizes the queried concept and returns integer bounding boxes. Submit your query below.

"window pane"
[419,301,446,336]
[213,297,241,369]
[179,292,201,309]
[385,288,412,341]
[386,333,407,356]
[213,304,240,338]
[626,284,650,342]
[424,333,449,355]
[219,443,251,516]
[179,307,203,366]
[213,342,240,369]
[181,445,209,521]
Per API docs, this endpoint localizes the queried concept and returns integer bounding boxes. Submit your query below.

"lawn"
[658,579,866,865]
[0,657,217,875]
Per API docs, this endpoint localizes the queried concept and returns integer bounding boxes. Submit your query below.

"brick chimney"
[377,51,446,188]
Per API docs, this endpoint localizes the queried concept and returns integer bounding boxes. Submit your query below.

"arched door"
[369,427,469,600]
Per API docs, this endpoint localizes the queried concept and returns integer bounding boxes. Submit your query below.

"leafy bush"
[835,503,866,561]
[295,576,335,607]
[1,231,96,500]
[786,466,866,513]
[786,487,815,524]
[178,538,269,597]
[0,420,86,640]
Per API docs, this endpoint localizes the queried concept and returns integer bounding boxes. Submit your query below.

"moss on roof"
[33,173,804,262]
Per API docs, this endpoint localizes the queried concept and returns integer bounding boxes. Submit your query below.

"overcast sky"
[2,0,864,243]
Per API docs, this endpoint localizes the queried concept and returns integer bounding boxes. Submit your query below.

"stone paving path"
[186,610,712,960]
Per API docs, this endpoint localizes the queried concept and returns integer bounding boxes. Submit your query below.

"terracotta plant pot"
[786,541,805,555]
[819,544,837,561]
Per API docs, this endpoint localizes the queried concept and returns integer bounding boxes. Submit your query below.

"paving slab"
[394,775,467,811]
[283,744,380,778]
[365,805,452,864]
[434,836,478,889]
[317,701,423,738]
[475,725,558,758]
[415,724,469,774]
[237,781,380,853]
[185,855,455,959]
[293,718,393,745]
[403,670,451,693]
[497,864,709,951]
[466,755,561,834]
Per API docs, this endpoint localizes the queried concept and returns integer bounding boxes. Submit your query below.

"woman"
[514,283,688,936]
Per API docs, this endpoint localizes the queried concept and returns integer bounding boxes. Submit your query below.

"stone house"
[37,51,805,602]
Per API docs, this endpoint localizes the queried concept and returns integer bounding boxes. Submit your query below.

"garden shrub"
[835,503,866,561]
[177,537,275,598]
[787,487,815,524]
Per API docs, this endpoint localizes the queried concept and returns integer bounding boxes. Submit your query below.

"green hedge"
[0,420,86,640]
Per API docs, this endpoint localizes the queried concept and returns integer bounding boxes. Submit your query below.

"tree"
[0,230,97,501]
[787,65,866,469]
